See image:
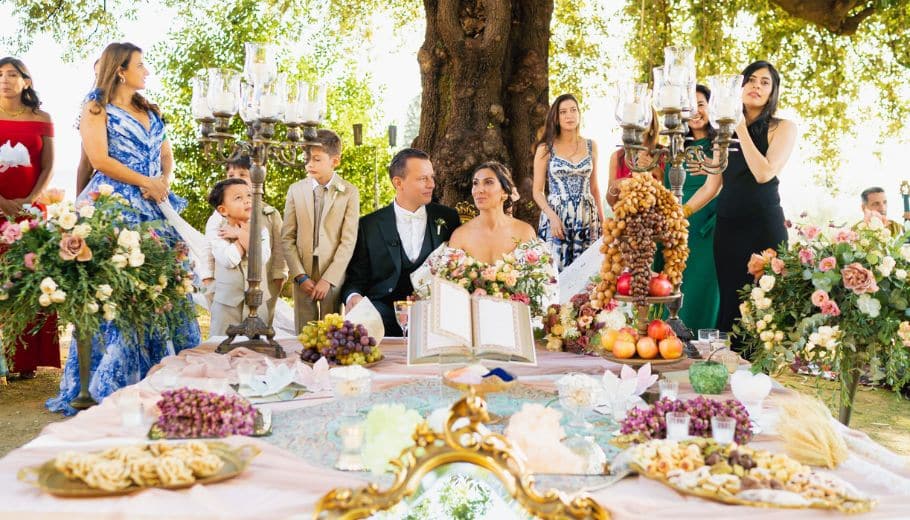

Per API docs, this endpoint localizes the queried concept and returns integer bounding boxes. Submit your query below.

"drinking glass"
[556,374,597,432]
[331,371,372,417]
[658,379,679,400]
[393,300,411,337]
[711,416,736,444]
[719,350,741,374]
[665,412,691,441]
[697,329,719,342]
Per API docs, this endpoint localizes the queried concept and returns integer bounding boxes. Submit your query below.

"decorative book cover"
[407,277,536,365]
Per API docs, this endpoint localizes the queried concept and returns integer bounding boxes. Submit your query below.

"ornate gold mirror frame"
[314,394,610,519]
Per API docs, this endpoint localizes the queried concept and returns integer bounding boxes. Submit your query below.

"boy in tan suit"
[281,129,360,331]
[200,153,288,323]
[207,178,272,337]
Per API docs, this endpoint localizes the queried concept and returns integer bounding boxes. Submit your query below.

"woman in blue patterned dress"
[532,93,604,271]
[47,43,200,415]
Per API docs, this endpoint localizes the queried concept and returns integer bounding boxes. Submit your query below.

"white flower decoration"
[39,277,57,295]
[58,212,78,230]
[98,184,114,196]
[110,254,128,269]
[50,290,66,304]
[878,256,895,278]
[38,293,52,307]
[856,294,881,318]
[128,250,145,267]
[759,275,775,292]
[96,284,113,301]
[78,205,95,219]
[72,223,92,238]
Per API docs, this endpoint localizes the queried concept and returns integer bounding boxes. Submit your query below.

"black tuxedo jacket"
[341,203,461,303]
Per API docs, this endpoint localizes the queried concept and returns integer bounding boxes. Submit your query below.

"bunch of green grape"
[299,313,345,363]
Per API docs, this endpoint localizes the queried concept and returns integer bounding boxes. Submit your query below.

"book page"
[431,277,472,345]
[474,298,518,353]
[407,301,471,364]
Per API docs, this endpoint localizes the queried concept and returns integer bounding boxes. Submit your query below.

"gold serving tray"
[17,442,260,498]
[630,462,875,514]
[442,373,516,396]
[148,410,272,439]
[601,352,685,367]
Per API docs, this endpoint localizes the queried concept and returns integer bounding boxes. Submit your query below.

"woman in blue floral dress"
[532,94,604,271]
[47,43,200,415]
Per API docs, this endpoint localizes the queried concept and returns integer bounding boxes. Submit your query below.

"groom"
[342,148,461,335]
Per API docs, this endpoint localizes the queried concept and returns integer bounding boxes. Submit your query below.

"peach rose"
[811,290,829,307]
[59,233,93,262]
[818,256,836,272]
[841,262,879,294]
[771,258,785,275]
[821,300,841,317]
[747,248,777,280]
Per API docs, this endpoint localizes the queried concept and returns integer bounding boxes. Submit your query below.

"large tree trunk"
[415,0,553,224]
[770,0,877,35]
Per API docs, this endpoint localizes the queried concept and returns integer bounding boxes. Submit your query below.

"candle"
[665,412,690,440]
[284,102,300,123]
[259,94,281,119]
[248,62,270,84]
[621,102,641,125]
[210,92,235,114]
[658,379,679,400]
[711,416,736,444]
[660,85,681,110]
[714,95,739,120]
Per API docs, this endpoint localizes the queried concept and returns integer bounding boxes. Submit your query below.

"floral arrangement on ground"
[0,187,195,360]
[737,218,910,403]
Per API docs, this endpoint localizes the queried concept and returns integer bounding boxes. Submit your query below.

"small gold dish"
[17,443,260,498]
[442,373,516,398]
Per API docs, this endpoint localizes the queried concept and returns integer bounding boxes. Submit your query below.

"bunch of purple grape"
[301,319,381,366]
[620,396,753,444]
[154,388,256,438]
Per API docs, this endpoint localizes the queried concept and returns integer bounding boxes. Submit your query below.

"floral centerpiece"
[541,287,627,353]
[0,186,196,362]
[737,218,910,424]
[419,240,557,316]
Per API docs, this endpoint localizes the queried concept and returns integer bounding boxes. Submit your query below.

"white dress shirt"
[393,201,427,262]
[211,224,271,269]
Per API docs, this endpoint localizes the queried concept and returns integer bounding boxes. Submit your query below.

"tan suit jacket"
[281,176,360,329]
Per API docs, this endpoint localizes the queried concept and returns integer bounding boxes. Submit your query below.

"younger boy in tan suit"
[281,129,360,332]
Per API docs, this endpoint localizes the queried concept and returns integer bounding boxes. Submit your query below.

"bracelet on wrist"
[295,274,310,285]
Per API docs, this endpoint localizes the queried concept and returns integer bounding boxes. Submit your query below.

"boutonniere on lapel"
[332,183,345,202]
[435,217,446,236]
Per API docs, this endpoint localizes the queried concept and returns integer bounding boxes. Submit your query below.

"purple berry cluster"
[620,396,753,444]
[301,320,380,365]
[154,388,256,438]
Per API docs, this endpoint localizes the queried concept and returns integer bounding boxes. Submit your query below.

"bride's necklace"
[0,103,27,117]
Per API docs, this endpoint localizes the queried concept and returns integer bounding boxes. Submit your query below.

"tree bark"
[770,0,878,35]
[415,0,553,223]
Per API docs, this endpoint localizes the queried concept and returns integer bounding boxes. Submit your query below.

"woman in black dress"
[681,60,798,353]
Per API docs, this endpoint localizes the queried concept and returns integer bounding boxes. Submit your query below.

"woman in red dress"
[0,57,59,382]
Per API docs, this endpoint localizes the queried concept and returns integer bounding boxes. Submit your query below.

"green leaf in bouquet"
[811,271,834,292]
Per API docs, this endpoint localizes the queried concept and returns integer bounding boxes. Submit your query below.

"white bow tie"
[400,207,427,220]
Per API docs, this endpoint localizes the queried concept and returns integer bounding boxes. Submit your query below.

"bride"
[418,161,557,315]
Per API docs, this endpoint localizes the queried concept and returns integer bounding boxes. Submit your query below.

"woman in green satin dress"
[666,84,719,331]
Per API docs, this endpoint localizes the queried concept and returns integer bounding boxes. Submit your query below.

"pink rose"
[811,290,829,307]
[834,229,858,244]
[510,293,531,305]
[0,221,22,244]
[771,258,785,275]
[798,248,815,265]
[841,262,879,294]
[525,250,540,264]
[58,233,93,262]
[472,288,488,296]
[818,256,836,272]
[821,300,841,317]
[24,252,37,271]
[800,225,820,240]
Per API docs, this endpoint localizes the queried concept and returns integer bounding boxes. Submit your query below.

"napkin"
[295,357,331,392]
[730,370,772,403]
[241,357,296,397]
[346,297,385,342]
[602,363,658,399]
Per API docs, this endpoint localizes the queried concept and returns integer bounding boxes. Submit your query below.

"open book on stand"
[407,277,537,365]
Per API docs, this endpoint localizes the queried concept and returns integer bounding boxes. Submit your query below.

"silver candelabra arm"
[622,143,669,174]
[267,141,307,168]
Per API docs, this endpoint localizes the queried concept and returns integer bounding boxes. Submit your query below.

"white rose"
[96,284,113,301]
[72,223,92,238]
[78,205,95,219]
[102,302,117,321]
[98,184,114,196]
[128,250,145,267]
[0,291,7,301]
[117,229,140,250]
[58,212,78,230]
[86,301,99,313]
[755,297,772,310]
[878,256,896,278]
[39,277,57,295]
[901,244,910,262]
[110,254,128,269]
[750,287,765,302]
[46,203,63,219]
[38,293,52,307]
[760,330,774,342]
[856,294,881,318]
[18,221,31,234]
[896,269,907,281]
[774,331,784,341]
[759,275,775,292]
[50,290,66,303]
[756,320,766,331]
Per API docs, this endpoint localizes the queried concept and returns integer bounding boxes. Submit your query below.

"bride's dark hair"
[473,161,517,212]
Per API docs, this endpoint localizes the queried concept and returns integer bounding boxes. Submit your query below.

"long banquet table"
[1,337,908,519]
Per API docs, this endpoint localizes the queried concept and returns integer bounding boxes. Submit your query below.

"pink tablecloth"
[1,338,908,519]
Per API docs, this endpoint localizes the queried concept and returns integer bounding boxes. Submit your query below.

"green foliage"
[621,0,910,182]
[549,0,613,106]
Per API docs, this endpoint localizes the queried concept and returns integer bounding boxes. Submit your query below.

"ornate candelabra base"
[665,294,699,358]
[218,316,285,358]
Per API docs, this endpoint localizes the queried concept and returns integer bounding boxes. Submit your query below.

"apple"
[636,337,658,359]
[613,339,636,359]
[600,329,619,350]
[617,272,632,296]
[659,336,684,359]
[618,326,639,343]
[647,319,672,341]
[649,273,674,297]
